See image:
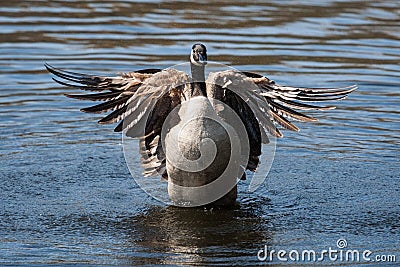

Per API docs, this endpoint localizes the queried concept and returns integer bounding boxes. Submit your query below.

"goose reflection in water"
[118,203,272,266]
[46,43,356,207]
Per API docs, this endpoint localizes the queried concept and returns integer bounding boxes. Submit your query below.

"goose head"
[190,43,207,66]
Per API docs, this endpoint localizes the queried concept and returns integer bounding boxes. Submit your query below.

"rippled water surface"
[1,0,399,266]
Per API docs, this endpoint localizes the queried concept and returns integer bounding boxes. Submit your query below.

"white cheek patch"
[190,53,202,66]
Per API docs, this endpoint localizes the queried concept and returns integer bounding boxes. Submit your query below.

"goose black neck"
[190,63,207,97]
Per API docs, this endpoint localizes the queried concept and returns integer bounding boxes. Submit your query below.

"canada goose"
[45,43,356,207]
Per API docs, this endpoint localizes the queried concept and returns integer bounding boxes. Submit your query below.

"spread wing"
[241,71,357,136]
[206,70,356,174]
[45,64,191,179]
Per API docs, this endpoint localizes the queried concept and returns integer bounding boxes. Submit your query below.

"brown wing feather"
[45,63,157,92]
[207,70,282,138]
[242,71,357,133]
[206,70,356,173]
[46,64,190,179]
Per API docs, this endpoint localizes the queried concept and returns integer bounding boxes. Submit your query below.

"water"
[0,0,399,265]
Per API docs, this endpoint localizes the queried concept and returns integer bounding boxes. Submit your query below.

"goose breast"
[165,96,239,206]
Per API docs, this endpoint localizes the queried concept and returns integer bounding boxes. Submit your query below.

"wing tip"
[80,107,102,114]
[44,62,52,70]
[64,93,76,99]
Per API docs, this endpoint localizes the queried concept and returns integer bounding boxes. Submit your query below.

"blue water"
[0,0,399,265]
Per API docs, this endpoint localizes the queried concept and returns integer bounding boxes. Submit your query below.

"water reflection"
[122,204,272,265]
[38,202,274,265]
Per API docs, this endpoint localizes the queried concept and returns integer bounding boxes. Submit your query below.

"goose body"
[46,43,356,206]
[165,96,238,206]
